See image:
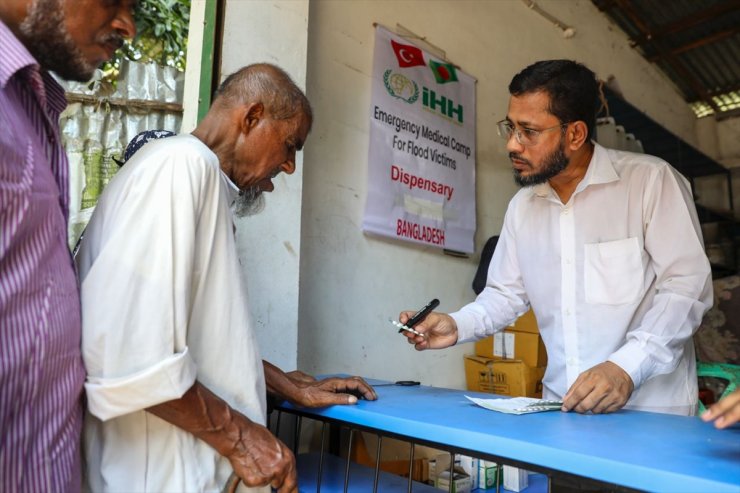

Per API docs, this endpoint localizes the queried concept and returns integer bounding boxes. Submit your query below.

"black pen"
[399,298,440,334]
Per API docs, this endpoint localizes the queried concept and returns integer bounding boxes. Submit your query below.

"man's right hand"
[702,388,740,429]
[226,418,297,492]
[398,311,458,350]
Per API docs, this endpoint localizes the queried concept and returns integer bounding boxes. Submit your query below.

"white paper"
[465,396,563,415]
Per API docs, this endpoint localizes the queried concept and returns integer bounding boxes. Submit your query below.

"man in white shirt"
[400,60,712,416]
[77,64,376,493]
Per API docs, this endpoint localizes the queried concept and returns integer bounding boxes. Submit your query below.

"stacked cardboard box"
[464,310,547,398]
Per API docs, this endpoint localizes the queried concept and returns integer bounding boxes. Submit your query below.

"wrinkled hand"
[226,419,297,493]
[701,388,740,429]
[562,361,634,414]
[291,376,378,407]
[285,370,317,385]
[398,311,458,350]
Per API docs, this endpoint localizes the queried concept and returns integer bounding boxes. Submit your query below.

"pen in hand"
[392,298,440,337]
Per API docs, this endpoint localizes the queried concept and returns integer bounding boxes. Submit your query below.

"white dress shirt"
[452,143,712,415]
[78,135,268,492]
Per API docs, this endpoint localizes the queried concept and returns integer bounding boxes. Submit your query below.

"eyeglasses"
[496,120,569,147]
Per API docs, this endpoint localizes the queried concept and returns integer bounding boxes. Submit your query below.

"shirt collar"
[0,19,37,89]
[573,142,619,193]
[220,170,241,207]
[531,142,619,199]
[42,71,68,116]
[0,20,67,115]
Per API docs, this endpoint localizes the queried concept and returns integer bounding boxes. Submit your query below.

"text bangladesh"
[397,219,445,246]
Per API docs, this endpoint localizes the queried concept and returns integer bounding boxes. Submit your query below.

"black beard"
[233,186,266,218]
[18,0,119,82]
[511,138,569,187]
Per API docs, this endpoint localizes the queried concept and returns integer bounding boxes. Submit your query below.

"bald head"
[193,63,313,217]
[215,63,313,128]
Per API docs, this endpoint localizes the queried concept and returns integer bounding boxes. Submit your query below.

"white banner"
[363,25,476,253]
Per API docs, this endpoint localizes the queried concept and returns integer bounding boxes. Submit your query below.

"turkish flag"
[391,39,425,68]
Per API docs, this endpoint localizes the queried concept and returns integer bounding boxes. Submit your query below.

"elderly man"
[0,1,135,491]
[401,60,712,417]
[76,64,376,492]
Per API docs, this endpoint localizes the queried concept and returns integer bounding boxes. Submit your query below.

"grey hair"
[215,63,313,126]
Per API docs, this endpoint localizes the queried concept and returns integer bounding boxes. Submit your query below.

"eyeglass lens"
[497,121,565,146]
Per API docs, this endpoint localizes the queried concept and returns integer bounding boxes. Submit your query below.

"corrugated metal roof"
[600,86,729,179]
[592,0,740,118]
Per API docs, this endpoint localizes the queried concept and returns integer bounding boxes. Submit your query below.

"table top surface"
[278,379,740,493]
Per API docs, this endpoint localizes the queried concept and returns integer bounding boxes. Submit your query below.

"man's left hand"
[562,361,634,414]
[291,376,378,407]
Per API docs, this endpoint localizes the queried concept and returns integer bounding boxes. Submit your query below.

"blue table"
[276,379,740,492]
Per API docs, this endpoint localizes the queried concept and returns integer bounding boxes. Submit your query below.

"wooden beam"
[689,82,740,100]
[630,0,740,47]
[613,0,721,113]
[647,27,740,61]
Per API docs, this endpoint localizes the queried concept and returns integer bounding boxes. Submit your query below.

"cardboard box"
[503,465,529,492]
[477,460,501,490]
[352,433,433,483]
[458,455,479,490]
[514,309,539,334]
[430,453,459,484]
[436,469,471,493]
[474,329,547,368]
[464,355,545,398]
[428,457,438,484]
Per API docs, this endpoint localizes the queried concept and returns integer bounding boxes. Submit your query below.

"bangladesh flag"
[429,60,458,84]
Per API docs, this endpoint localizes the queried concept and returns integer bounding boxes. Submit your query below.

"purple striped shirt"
[0,20,84,493]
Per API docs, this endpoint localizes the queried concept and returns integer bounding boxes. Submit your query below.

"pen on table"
[373,380,421,387]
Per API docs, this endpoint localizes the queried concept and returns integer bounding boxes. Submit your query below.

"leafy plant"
[102,0,190,81]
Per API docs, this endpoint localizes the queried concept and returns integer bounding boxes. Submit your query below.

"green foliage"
[102,0,190,81]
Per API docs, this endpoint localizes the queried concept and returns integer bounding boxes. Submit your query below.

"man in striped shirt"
[0,2,135,491]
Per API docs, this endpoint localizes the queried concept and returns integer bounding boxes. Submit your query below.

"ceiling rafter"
[647,27,740,62]
[629,0,740,47]
[612,0,721,113]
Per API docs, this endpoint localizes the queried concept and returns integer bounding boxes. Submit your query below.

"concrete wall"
[717,117,740,168]
[216,0,711,388]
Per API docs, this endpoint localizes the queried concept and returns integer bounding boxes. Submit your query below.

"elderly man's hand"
[285,370,317,385]
[148,382,298,492]
[290,376,378,407]
[562,361,634,414]
[226,419,297,492]
[398,311,458,350]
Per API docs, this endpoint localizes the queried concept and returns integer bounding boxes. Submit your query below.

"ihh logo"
[422,87,464,124]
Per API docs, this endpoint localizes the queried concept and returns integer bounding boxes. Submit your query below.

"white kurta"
[452,143,712,415]
[78,134,267,492]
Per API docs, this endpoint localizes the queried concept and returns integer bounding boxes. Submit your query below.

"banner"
[363,25,476,253]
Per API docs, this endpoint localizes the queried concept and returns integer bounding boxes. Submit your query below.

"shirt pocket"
[584,237,643,305]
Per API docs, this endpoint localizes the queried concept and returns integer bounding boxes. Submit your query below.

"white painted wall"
[694,115,740,214]
[717,117,740,168]
[220,0,310,370]
[216,0,715,389]
[696,115,740,169]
